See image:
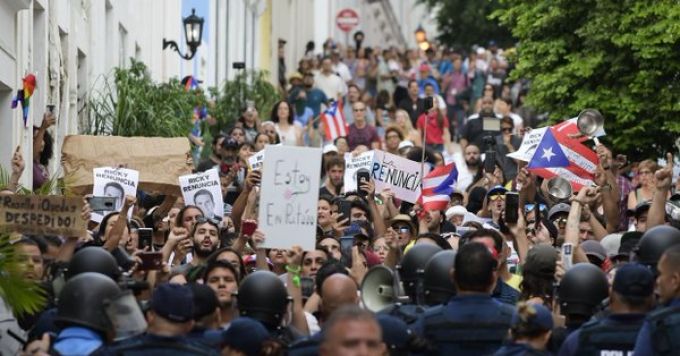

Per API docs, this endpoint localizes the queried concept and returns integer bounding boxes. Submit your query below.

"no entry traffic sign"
[336,8,359,33]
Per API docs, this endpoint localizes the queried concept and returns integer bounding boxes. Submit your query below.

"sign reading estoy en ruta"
[0,195,86,236]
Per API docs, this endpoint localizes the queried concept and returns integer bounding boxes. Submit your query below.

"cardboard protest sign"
[0,195,86,236]
[179,168,224,219]
[371,150,427,203]
[343,151,375,193]
[61,135,192,196]
[258,146,321,251]
[248,150,265,171]
[92,167,139,223]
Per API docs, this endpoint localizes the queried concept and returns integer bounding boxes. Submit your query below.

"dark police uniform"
[558,313,646,356]
[494,342,552,356]
[101,333,218,355]
[412,294,514,355]
[379,303,428,326]
[634,299,680,356]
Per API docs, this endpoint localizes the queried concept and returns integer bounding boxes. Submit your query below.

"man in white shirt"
[315,57,347,101]
[331,49,352,83]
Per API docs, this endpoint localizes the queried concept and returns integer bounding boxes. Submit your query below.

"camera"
[232,62,246,69]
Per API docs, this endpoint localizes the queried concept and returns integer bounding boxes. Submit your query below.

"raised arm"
[648,153,674,229]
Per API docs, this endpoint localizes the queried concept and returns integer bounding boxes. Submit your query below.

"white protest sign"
[92,167,139,223]
[371,150,427,204]
[507,127,548,162]
[179,168,224,219]
[258,146,321,251]
[343,151,375,193]
[248,150,265,171]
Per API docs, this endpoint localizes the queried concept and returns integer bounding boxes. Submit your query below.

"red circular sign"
[336,8,359,33]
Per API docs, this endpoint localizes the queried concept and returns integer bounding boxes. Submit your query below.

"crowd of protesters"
[2,38,680,356]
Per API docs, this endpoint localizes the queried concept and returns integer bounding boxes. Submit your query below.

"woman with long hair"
[33,113,55,191]
[270,100,303,146]
[393,109,421,146]
[628,159,660,209]
[416,106,451,153]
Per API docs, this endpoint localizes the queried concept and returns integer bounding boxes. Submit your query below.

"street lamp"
[163,8,204,60]
[414,25,427,44]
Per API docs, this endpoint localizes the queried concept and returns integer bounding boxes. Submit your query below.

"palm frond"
[0,234,47,316]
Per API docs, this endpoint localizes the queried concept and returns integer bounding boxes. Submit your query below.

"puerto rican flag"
[321,100,348,141]
[420,163,458,211]
[530,125,600,191]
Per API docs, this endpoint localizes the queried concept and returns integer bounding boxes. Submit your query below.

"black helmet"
[236,271,289,330]
[397,244,442,298]
[558,263,608,317]
[56,272,121,332]
[66,247,120,281]
[423,250,456,306]
[636,226,680,268]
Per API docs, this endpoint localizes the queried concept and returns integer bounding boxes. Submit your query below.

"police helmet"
[636,225,680,268]
[56,272,121,333]
[397,244,442,298]
[65,247,121,281]
[422,250,456,306]
[558,263,608,317]
[236,271,289,330]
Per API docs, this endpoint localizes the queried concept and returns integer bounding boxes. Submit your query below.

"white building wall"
[0,0,183,188]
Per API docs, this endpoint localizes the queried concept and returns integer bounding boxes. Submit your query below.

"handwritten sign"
[179,168,224,219]
[0,195,86,236]
[248,150,265,171]
[343,151,375,193]
[371,150,427,203]
[258,146,321,251]
[92,167,139,222]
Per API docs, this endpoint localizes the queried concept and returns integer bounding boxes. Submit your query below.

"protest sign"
[0,195,86,236]
[248,150,265,171]
[179,168,224,219]
[62,135,192,196]
[92,167,139,223]
[371,150,427,203]
[507,127,548,162]
[258,146,321,251]
[343,151,375,193]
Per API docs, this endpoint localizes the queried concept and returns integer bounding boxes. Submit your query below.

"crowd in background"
[2,37,680,356]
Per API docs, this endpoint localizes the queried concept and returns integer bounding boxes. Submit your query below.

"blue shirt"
[304,88,328,117]
[494,342,552,356]
[493,279,521,305]
[558,313,646,356]
[418,77,440,96]
[53,326,104,356]
[634,298,680,356]
[294,107,314,127]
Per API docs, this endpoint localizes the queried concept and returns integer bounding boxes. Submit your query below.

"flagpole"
[420,109,429,194]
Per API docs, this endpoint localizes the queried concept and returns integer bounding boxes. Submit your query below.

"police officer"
[422,250,456,306]
[378,244,441,324]
[236,270,303,346]
[106,283,216,355]
[412,242,515,355]
[494,302,553,356]
[186,283,222,348]
[52,272,121,355]
[550,263,609,351]
[558,263,655,355]
[634,225,680,273]
[634,244,680,355]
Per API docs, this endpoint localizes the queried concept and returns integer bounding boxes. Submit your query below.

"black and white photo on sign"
[92,167,140,223]
[179,168,224,219]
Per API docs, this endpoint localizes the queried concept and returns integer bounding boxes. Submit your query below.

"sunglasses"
[488,194,506,202]
[553,217,568,227]
[501,127,513,133]
[196,216,221,226]
[524,204,547,213]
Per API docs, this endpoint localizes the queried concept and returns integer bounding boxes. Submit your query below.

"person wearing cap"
[480,185,508,227]
[494,302,553,356]
[630,201,651,232]
[376,314,426,355]
[107,283,216,355]
[559,263,655,356]
[186,283,223,348]
[446,205,468,227]
[520,245,558,308]
[416,63,440,97]
[319,156,344,197]
[548,202,571,244]
[580,240,612,272]
[634,243,680,355]
[222,317,277,356]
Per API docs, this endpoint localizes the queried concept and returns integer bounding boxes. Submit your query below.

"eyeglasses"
[553,218,568,227]
[501,127,513,133]
[488,194,506,202]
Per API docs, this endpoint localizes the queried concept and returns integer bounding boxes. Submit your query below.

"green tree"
[421,0,514,49]
[494,0,680,160]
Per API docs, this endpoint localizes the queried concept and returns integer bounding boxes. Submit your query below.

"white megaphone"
[576,109,604,145]
[547,176,573,202]
[360,265,408,312]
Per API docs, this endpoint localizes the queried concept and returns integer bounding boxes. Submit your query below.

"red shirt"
[417,112,449,144]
